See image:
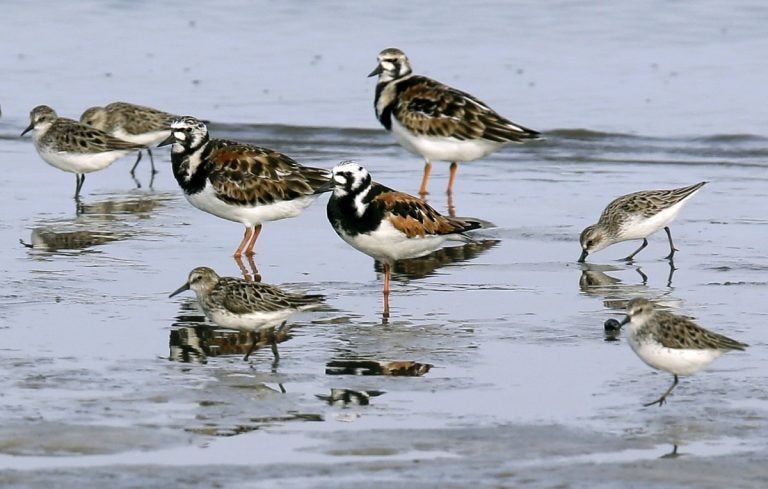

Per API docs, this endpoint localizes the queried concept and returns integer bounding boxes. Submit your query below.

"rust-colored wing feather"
[373,188,480,238]
[393,76,539,142]
[204,139,329,206]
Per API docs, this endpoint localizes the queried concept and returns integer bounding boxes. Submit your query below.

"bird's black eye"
[586,240,593,248]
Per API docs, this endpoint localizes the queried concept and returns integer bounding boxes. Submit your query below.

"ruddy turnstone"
[159,116,330,257]
[169,266,324,361]
[21,105,144,199]
[369,47,540,195]
[578,182,706,263]
[618,298,748,407]
[80,102,179,176]
[326,160,487,313]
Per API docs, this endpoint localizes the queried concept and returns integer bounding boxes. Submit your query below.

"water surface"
[1,1,767,488]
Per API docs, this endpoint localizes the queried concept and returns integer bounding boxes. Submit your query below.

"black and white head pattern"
[330,161,372,196]
[330,160,374,217]
[371,48,413,83]
[168,116,209,153]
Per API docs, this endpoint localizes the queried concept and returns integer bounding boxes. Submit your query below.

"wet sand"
[1,1,768,488]
[0,122,765,487]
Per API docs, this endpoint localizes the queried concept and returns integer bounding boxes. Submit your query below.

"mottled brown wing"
[55,119,145,152]
[374,188,478,238]
[109,102,176,134]
[654,311,748,351]
[205,140,329,206]
[218,279,297,314]
[393,76,538,142]
[607,182,707,220]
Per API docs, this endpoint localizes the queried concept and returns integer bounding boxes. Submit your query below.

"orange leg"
[447,192,456,217]
[382,263,391,318]
[234,254,261,282]
[418,160,432,196]
[234,255,253,281]
[234,226,254,257]
[446,161,458,195]
[244,224,263,256]
[247,254,262,282]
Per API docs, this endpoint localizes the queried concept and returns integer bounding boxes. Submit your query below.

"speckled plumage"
[81,102,175,137]
[579,182,706,262]
[80,102,179,176]
[169,266,324,361]
[619,298,748,406]
[21,105,144,198]
[161,116,330,257]
[370,48,540,195]
[327,161,485,314]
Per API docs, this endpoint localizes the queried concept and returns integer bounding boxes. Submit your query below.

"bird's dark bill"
[169,282,190,298]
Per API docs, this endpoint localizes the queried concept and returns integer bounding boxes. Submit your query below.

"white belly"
[628,336,722,376]
[36,146,131,173]
[339,219,452,263]
[187,184,319,226]
[618,199,690,241]
[391,118,505,162]
[113,128,170,147]
[204,307,293,332]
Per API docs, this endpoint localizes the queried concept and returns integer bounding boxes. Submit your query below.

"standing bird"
[21,105,144,199]
[618,298,748,407]
[369,47,540,196]
[578,182,707,263]
[80,102,179,177]
[159,116,330,257]
[326,161,487,315]
[169,266,324,361]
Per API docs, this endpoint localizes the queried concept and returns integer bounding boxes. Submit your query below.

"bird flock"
[18,48,748,407]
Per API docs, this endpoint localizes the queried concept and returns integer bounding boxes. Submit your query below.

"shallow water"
[1,1,768,488]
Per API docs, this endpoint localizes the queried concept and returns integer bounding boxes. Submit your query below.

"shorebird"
[370,47,540,195]
[160,116,330,257]
[619,298,748,407]
[169,266,324,361]
[21,105,143,199]
[579,182,706,262]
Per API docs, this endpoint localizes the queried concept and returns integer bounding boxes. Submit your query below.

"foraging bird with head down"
[579,182,706,263]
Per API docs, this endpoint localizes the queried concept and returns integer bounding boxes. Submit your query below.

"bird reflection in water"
[21,193,171,253]
[169,267,324,369]
[76,192,168,219]
[579,264,653,312]
[660,444,683,459]
[169,322,293,372]
[579,263,679,342]
[374,239,499,281]
[169,301,293,370]
[422,192,458,217]
[316,388,386,406]
[325,359,432,376]
[234,254,262,282]
[20,227,123,252]
[373,238,499,322]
